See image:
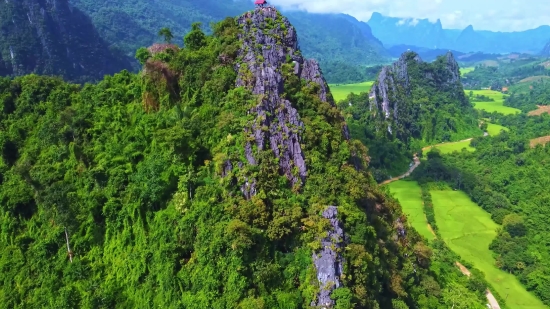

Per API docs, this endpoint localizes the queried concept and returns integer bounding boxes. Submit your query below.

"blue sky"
[268,0,549,32]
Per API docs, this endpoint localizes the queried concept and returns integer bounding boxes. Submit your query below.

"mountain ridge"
[368,12,550,54]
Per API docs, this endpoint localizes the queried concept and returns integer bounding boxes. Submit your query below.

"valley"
[1,1,550,308]
[334,57,550,307]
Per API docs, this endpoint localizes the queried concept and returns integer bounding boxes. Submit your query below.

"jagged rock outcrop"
[0,0,131,82]
[368,51,476,143]
[311,206,344,308]
[235,7,340,198]
[233,8,348,305]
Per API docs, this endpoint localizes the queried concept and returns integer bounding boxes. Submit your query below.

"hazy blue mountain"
[541,40,550,56]
[368,12,550,54]
[71,0,390,70]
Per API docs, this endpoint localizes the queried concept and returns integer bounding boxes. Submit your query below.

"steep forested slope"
[0,8,490,308]
[70,0,390,81]
[0,0,131,82]
[339,52,482,180]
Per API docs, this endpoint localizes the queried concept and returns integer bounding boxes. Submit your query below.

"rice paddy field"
[386,180,434,241]
[422,139,475,156]
[431,190,547,309]
[486,122,509,136]
[468,89,521,115]
[460,67,475,76]
[329,81,374,102]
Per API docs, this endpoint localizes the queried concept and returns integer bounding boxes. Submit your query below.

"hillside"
[0,8,491,308]
[69,0,390,82]
[0,0,131,82]
[338,52,481,181]
[413,114,550,306]
[368,12,550,54]
[541,40,550,56]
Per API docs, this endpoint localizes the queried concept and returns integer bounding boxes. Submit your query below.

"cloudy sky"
[268,0,549,32]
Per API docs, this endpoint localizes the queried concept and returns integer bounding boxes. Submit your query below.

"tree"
[135,47,151,65]
[158,27,174,44]
[184,22,207,51]
[503,214,527,237]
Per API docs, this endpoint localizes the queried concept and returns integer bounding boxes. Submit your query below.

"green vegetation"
[329,81,374,102]
[460,66,475,76]
[462,58,550,90]
[339,52,482,181]
[422,140,475,156]
[485,122,509,136]
[413,113,550,305]
[70,0,389,82]
[431,189,547,309]
[467,89,521,115]
[0,0,130,82]
[0,12,492,308]
[387,181,434,241]
[506,79,550,112]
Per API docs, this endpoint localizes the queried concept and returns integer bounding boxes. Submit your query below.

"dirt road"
[455,262,501,309]
[380,154,421,185]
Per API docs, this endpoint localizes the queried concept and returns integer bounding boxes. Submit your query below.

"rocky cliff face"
[368,51,475,143]
[0,0,130,82]
[234,7,346,304]
[235,7,342,197]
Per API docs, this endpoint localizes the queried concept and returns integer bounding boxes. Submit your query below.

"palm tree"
[158,27,174,44]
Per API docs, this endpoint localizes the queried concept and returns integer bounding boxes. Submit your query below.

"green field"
[431,190,547,309]
[329,81,374,102]
[386,180,434,241]
[486,122,509,136]
[460,67,475,76]
[467,89,521,115]
[422,140,475,156]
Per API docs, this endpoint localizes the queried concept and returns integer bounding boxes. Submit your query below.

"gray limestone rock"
[368,51,463,135]
[311,206,344,308]
[233,9,351,194]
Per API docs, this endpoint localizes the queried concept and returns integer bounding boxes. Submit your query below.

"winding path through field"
[455,262,501,309]
[383,141,502,309]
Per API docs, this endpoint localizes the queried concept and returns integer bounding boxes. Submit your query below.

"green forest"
[338,52,482,181]
[0,10,494,308]
[412,113,550,305]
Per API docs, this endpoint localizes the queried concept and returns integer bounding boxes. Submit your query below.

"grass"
[329,81,374,102]
[486,122,509,136]
[431,190,547,309]
[467,89,521,115]
[386,180,434,241]
[519,75,550,83]
[422,139,474,156]
[460,67,475,76]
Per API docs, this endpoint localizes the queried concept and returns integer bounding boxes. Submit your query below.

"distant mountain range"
[70,0,391,70]
[368,12,550,55]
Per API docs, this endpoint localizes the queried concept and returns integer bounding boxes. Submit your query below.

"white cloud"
[267,0,550,31]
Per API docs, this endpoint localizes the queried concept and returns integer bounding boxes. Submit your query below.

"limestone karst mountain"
[0,7,492,308]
